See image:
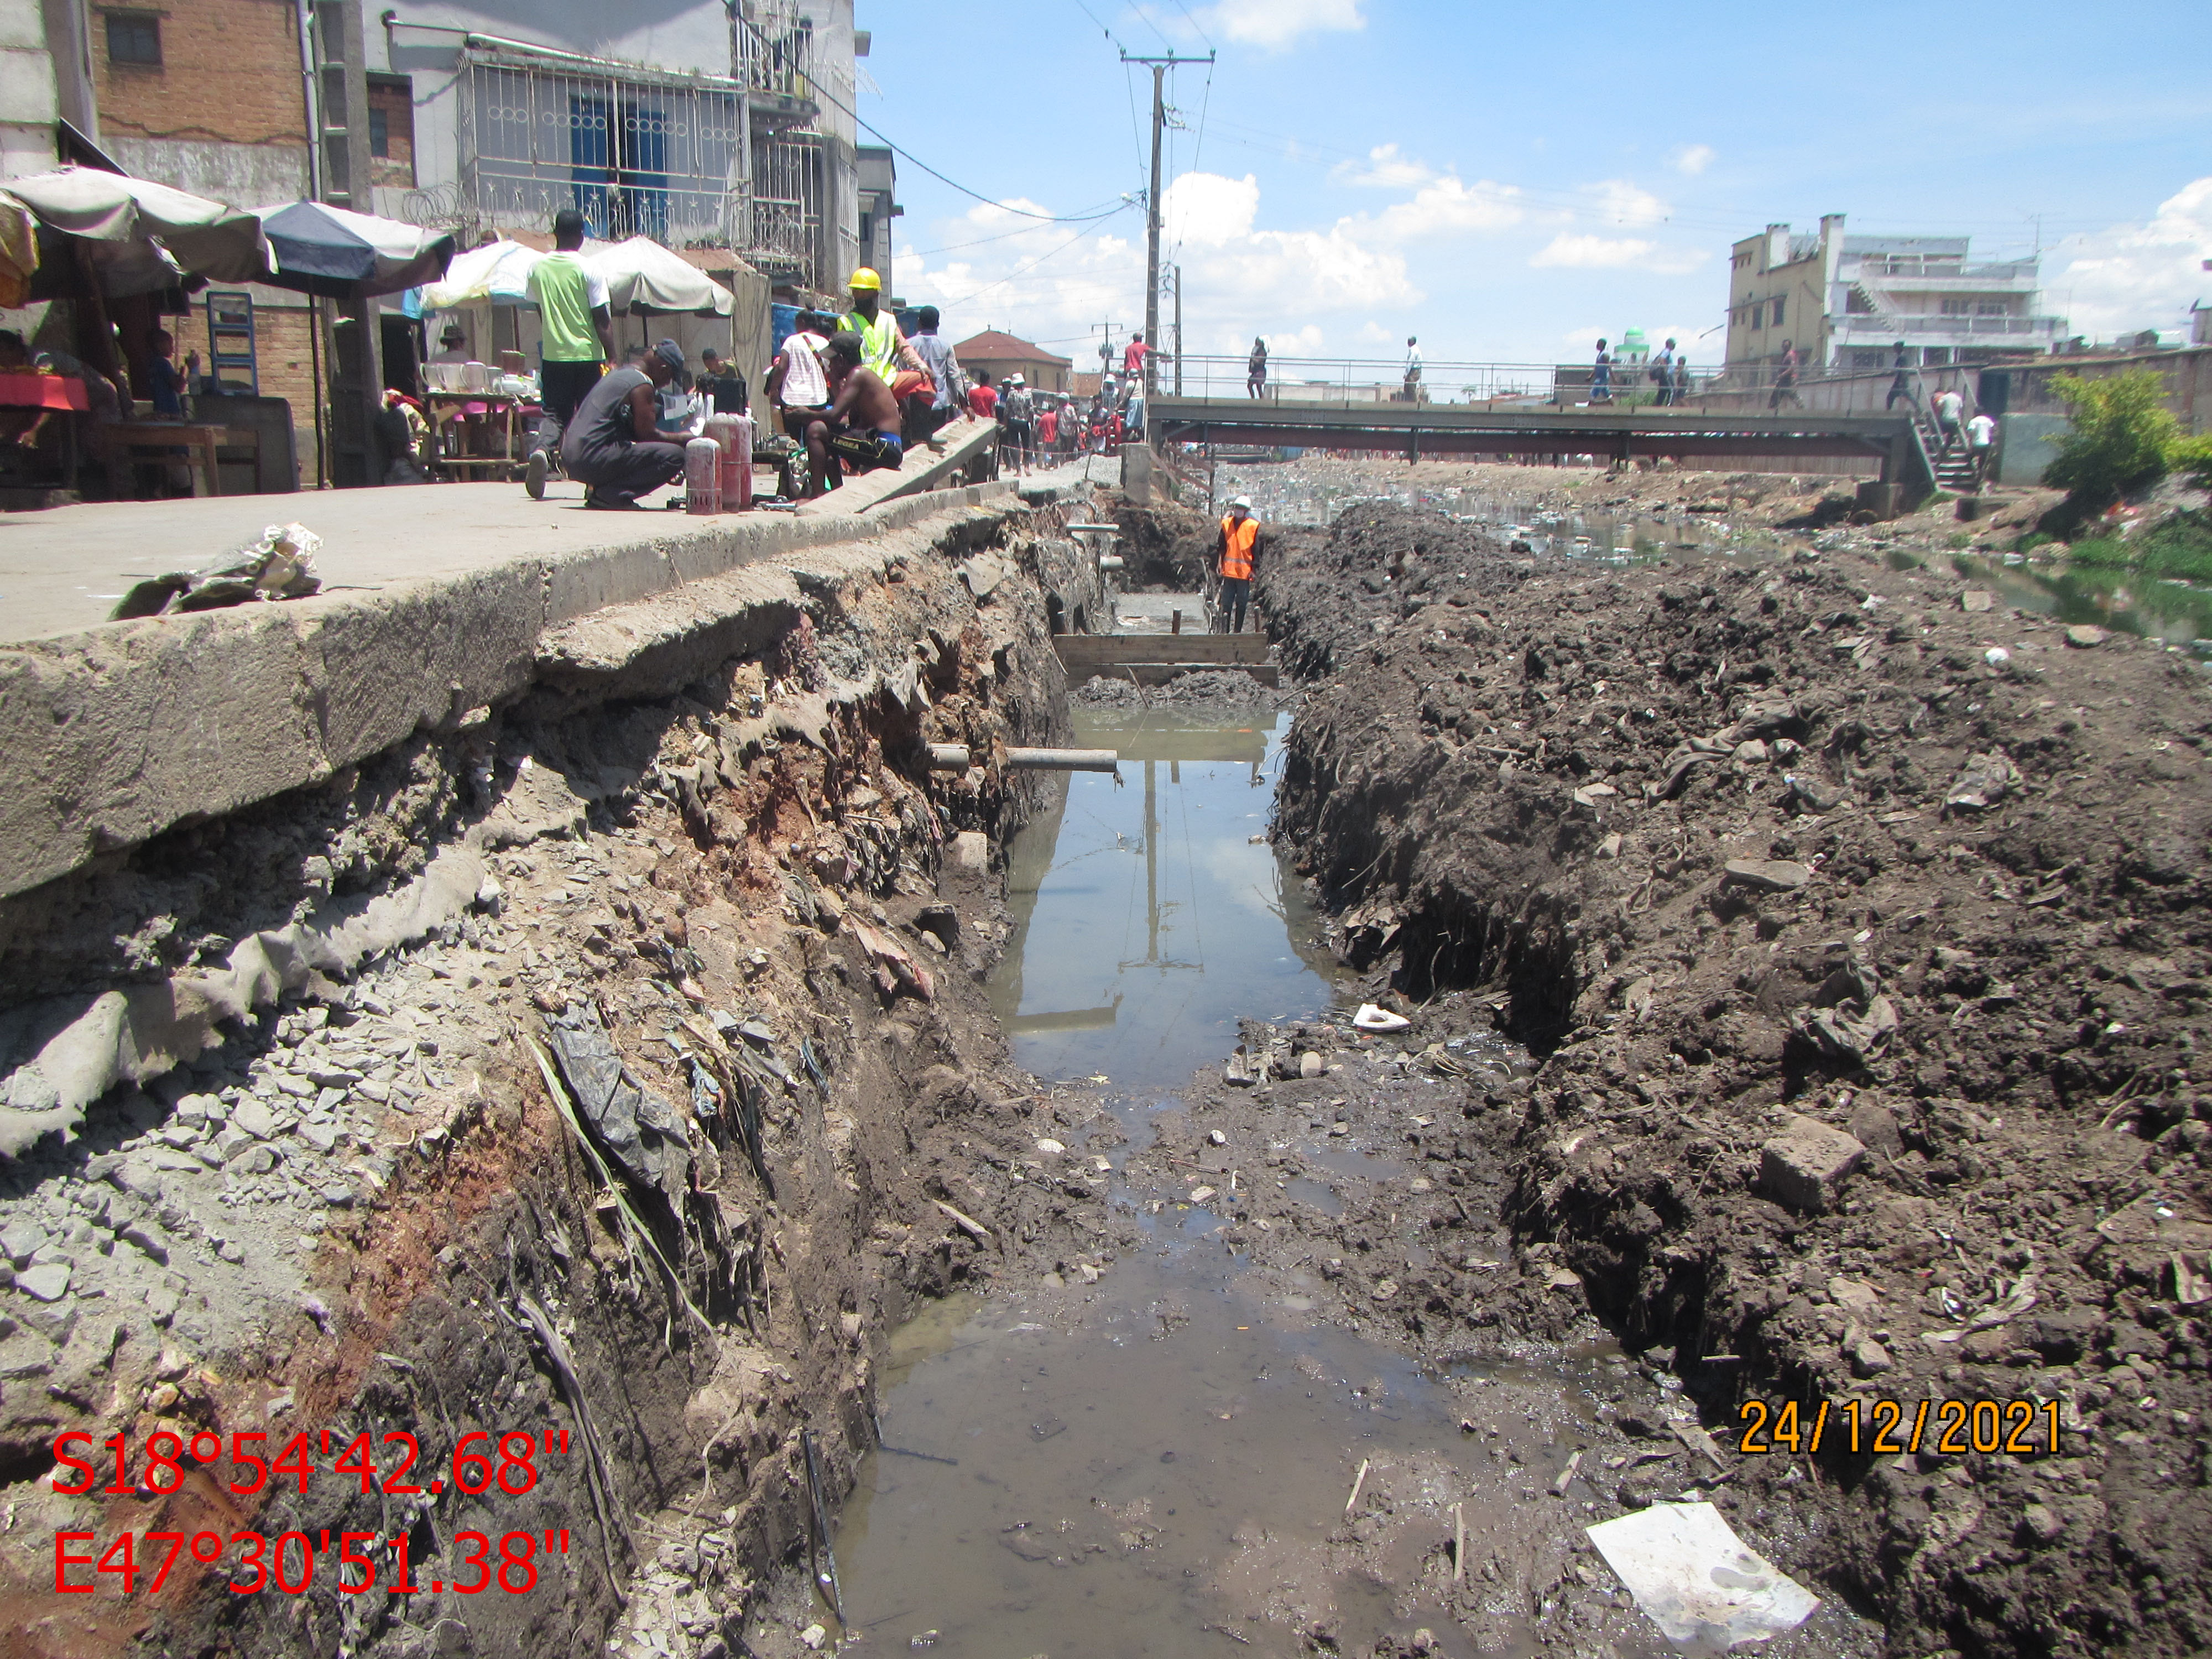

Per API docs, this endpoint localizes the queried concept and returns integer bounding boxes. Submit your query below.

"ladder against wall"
[205,291,259,395]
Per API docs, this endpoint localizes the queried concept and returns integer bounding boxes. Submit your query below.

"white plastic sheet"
[1585,1502,1819,1651]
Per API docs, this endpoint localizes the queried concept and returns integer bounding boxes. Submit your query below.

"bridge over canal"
[1149,397,1919,482]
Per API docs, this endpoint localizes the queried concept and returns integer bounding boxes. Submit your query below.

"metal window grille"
[460,51,743,245]
[749,129,822,280]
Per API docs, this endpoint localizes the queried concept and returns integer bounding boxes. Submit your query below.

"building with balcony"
[371,1,871,298]
[1725,215,2067,373]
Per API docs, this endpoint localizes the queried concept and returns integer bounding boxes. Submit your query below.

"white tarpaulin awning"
[415,238,544,310]
[4,165,267,285]
[587,236,733,317]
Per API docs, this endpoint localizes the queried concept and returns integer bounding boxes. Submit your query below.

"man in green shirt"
[524,208,614,500]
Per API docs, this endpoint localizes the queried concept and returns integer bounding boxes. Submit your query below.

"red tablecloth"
[0,371,89,411]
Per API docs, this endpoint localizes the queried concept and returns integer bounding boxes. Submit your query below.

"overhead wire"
[803,55,1117,223]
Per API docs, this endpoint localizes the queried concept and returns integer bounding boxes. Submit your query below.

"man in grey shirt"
[560,338,687,509]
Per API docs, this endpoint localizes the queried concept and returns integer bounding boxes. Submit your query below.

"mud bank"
[0,492,1120,1658]
[1260,494,2212,1656]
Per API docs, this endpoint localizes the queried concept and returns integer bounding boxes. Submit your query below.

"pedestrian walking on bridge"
[1591,338,1613,404]
[1215,494,1260,634]
[1246,337,1268,398]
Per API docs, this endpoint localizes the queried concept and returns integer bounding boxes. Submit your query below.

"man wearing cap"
[559,337,687,509]
[1215,495,1260,634]
[998,373,1035,473]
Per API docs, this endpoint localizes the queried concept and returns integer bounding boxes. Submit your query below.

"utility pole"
[1121,49,1212,398]
[1171,263,1183,397]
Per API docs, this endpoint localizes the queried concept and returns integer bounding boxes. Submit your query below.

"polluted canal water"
[826,713,1878,1657]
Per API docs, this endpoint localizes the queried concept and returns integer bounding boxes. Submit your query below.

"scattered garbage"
[1353,1003,1411,1032]
[109,522,323,619]
[542,1004,692,1204]
[1585,1501,1819,1651]
[1944,750,2024,812]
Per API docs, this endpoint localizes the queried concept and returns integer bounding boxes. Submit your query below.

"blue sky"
[858,0,2212,377]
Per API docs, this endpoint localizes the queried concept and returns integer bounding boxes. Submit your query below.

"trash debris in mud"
[1586,1502,1819,1650]
[109,521,323,618]
[1353,1002,1411,1032]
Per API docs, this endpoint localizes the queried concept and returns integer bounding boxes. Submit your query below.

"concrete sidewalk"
[0,415,1000,645]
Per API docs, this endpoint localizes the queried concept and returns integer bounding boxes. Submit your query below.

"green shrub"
[2171,433,2212,495]
[2042,369,2179,528]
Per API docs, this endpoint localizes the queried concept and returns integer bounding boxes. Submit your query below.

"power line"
[935,206,1139,307]
[905,205,1129,259]
[802,60,1117,224]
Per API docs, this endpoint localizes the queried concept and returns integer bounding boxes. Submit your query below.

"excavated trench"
[1,483,1926,1659]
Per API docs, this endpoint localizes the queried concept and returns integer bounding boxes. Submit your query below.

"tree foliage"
[2042,369,2179,507]
[2171,431,2212,495]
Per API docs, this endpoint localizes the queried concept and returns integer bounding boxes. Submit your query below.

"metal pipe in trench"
[926,745,1119,773]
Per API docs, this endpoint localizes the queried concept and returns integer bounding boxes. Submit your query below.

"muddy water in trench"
[832,717,1611,1657]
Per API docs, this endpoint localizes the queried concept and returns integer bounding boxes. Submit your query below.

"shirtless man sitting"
[804,331,904,496]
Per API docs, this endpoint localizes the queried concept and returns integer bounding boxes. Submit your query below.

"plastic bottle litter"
[1353,1003,1411,1032]
[1584,1501,1819,1651]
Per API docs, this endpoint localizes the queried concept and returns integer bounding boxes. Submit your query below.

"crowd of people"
[512,222,983,508]
[966,362,1155,475]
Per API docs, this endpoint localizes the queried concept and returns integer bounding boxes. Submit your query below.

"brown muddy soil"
[1250,495,2212,1657]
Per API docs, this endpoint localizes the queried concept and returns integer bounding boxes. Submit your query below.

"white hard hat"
[1230,495,1253,511]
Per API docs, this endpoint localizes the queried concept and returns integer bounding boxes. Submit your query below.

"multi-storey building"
[367,0,873,299]
[1725,214,2068,374]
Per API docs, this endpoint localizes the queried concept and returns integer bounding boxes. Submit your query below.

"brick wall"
[366,75,413,190]
[168,298,320,487]
[96,0,307,149]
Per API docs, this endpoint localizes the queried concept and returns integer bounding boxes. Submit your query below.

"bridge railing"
[1163,353,1749,409]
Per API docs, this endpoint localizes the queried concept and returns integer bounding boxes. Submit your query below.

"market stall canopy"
[3,166,267,289]
[588,236,733,317]
[414,237,543,310]
[255,200,455,299]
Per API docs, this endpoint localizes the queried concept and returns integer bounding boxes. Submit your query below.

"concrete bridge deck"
[1151,397,1914,476]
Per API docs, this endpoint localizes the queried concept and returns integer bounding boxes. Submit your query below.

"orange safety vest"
[1219,514,1258,580]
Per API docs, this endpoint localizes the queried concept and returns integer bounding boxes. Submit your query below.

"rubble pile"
[1258,490,2212,1656]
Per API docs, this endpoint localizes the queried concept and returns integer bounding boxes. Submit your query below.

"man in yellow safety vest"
[1216,495,1260,634]
[840,267,924,380]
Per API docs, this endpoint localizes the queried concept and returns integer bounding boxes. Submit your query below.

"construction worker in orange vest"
[1216,495,1259,634]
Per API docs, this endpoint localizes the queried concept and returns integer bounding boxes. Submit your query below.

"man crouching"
[804,331,904,497]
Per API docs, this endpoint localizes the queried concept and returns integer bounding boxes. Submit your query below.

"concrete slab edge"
[0,623,979,1155]
[0,482,1020,901]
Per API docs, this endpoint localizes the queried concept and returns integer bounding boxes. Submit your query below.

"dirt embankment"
[0,501,1110,1659]
[1259,498,2212,1656]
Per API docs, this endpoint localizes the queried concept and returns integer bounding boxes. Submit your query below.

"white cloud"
[1585,179,1670,228]
[1334,143,1433,191]
[1164,171,1260,247]
[1370,175,1525,239]
[1670,144,1716,176]
[1530,234,1707,275]
[898,170,1416,371]
[2049,176,2212,340]
[1201,0,1365,49]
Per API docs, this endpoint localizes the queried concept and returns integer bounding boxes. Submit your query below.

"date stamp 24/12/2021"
[1736,1397,2064,1458]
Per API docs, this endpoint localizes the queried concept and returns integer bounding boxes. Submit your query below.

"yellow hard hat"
[848,267,882,291]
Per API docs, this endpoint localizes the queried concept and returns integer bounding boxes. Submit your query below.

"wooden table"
[425,392,535,482]
[106,422,259,498]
